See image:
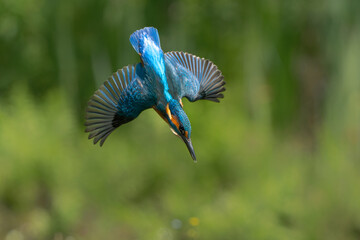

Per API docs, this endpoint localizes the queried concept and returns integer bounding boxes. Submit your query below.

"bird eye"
[179,126,185,135]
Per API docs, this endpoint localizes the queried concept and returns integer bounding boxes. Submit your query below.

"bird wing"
[85,63,156,146]
[165,51,225,102]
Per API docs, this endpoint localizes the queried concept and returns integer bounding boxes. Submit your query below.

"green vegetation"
[0,0,359,239]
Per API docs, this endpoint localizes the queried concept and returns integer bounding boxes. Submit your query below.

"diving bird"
[85,27,225,161]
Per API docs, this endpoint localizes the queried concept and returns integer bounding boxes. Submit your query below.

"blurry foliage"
[0,0,360,239]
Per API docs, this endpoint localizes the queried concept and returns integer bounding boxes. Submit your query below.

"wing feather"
[165,51,225,102]
[85,64,155,146]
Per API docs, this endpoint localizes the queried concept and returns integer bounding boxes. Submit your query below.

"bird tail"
[130,27,161,54]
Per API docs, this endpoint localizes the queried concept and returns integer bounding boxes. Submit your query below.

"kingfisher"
[85,27,225,162]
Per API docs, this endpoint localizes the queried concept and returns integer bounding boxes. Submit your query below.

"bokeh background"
[1,0,360,239]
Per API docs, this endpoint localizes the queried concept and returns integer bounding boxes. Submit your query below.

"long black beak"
[182,137,197,162]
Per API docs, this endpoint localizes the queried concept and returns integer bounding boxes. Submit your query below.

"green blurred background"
[0,0,360,239]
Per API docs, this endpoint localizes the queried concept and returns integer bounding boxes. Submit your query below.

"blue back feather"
[130,27,161,54]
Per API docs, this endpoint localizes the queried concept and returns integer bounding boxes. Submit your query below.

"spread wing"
[165,51,225,102]
[85,63,155,146]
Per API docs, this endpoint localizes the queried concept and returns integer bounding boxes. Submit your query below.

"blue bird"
[85,27,225,161]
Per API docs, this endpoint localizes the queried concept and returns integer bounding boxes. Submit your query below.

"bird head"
[165,99,196,161]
